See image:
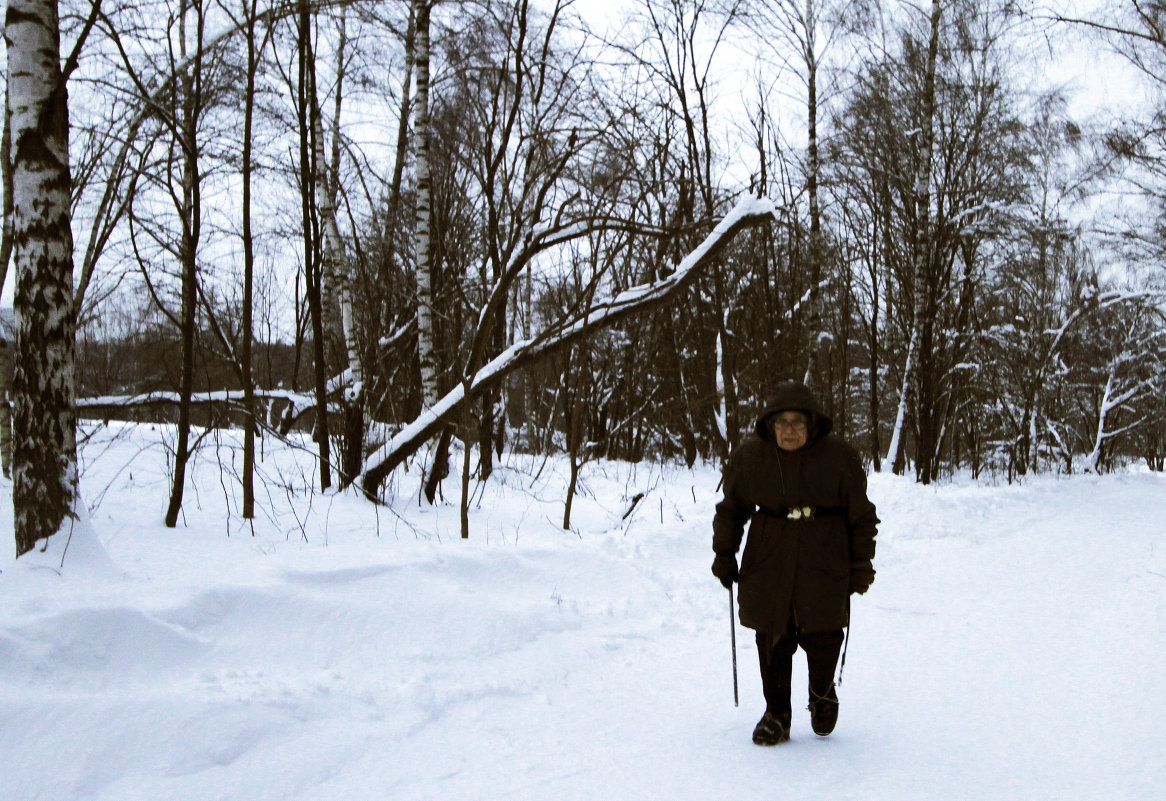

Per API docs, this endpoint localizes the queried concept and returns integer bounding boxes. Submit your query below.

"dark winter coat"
[713,381,878,634]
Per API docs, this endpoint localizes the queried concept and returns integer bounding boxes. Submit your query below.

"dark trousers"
[756,617,844,716]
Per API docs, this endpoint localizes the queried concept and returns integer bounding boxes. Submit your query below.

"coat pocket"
[737,517,780,630]
[811,519,850,579]
[738,515,770,577]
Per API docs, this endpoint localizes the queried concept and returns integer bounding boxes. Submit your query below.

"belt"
[759,505,847,521]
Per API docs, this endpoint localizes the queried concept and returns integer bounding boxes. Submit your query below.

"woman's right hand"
[711,554,739,589]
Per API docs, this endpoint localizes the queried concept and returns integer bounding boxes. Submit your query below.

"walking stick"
[730,584,739,707]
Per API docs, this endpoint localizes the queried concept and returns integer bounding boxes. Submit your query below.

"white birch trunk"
[884,338,913,473]
[311,25,361,399]
[5,0,78,555]
[1,335,12,478]
[1029,390,1040,474]
[714,326,728,446]
[307,7,361,398]
[1046,420,1071,473]
[413,0,439,409]
[1086,372,1115,473]
[309,8,366,487]
[1,108,13,296]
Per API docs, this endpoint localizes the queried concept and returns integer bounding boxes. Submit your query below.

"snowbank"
[1,423,1163,800]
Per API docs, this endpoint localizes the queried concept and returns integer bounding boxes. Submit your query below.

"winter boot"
[752,710,791,746]
[808,683,839,736]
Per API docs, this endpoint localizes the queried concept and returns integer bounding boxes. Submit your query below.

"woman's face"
[771,411,809,452]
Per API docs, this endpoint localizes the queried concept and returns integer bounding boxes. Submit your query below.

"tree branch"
[359,196,777,496]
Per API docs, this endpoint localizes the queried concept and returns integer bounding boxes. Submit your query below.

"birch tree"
[392,0,630,518]
[412,0,439,409]
[1,89,12,482]
[1,103,13,296]
[307,5,365,486]
[6,0,81,554]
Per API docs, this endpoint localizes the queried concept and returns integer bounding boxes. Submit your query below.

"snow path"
[2,426,1164,801]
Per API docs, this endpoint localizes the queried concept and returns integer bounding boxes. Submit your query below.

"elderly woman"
[712,380,878,745]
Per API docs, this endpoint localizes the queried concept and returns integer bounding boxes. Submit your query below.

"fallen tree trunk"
[77,388,316,410]
[77,389,320,433]
[360,196,777,497]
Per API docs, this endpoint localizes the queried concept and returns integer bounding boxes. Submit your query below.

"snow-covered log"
[360,196,778,496]
[77,389,321,430]
[77,389,317,409]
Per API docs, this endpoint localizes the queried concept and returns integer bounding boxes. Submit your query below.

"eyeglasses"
[771,418,807,432]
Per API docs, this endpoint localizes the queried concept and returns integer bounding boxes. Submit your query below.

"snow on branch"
[78,389,316,410]
[359,196,778,495]
[1042,289,1166,356]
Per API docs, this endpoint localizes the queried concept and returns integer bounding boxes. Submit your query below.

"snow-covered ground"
[2,422,1164,801]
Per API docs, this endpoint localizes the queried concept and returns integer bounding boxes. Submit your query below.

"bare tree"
[1054,2,1166,277]
[623,0,744,463]
[159,0,210,527]
[745,0,875,392]
[233,0,274,519]
[884,0,941,477]
[976,92,1088,477]
[395,0,629,522]
[76,3,289,317]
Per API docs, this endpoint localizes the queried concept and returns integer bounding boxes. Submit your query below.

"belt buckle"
[787,506,814,521]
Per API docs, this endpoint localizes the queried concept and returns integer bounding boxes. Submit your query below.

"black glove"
[711,554,739,589]
[849,563,875,595]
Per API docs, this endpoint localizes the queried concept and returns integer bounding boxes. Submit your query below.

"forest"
[4,0,1166,553]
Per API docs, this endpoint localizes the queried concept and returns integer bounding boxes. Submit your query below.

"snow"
[2,422,1165,801]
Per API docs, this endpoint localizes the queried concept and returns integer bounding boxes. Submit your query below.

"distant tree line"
[4,0,1166,551]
